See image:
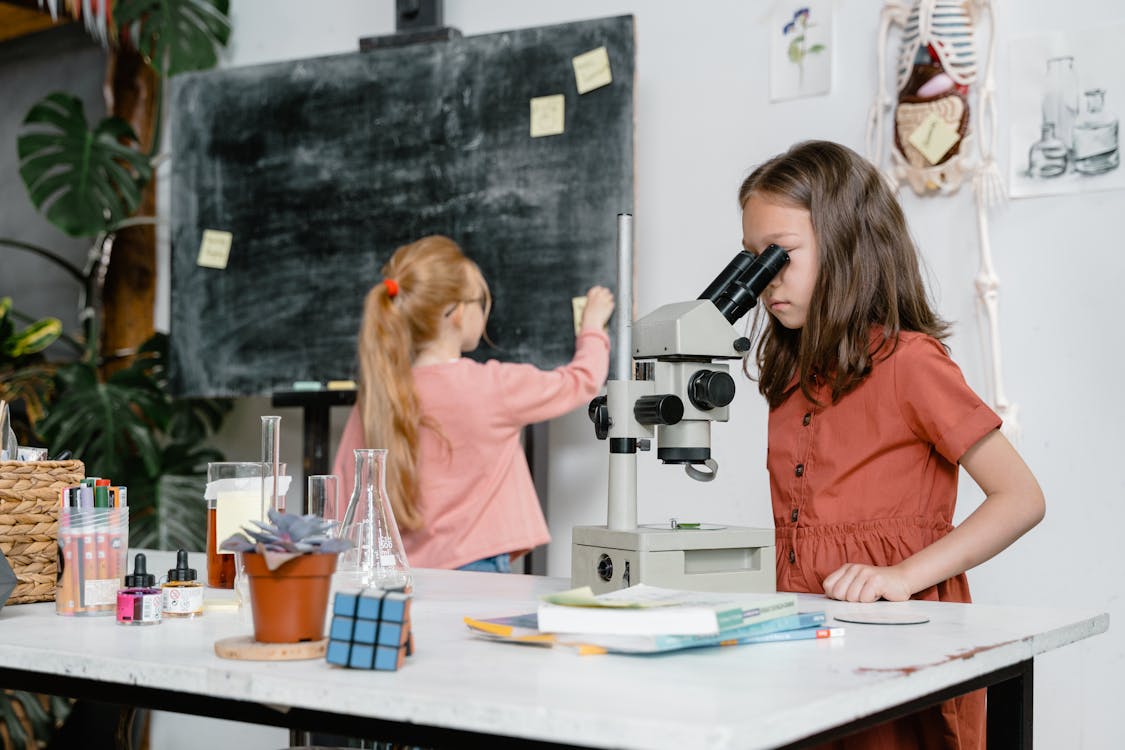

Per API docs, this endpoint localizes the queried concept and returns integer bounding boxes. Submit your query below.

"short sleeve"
[893,335,1001,464]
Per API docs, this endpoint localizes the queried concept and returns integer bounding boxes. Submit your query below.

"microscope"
[572,214,789,594]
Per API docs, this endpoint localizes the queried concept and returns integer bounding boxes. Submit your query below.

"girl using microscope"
[740,140,1044,750]
[332,235,614,573]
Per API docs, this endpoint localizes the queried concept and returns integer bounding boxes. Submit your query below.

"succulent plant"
[221,508,352,555]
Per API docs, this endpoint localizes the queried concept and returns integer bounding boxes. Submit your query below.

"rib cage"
[895,0,979,92]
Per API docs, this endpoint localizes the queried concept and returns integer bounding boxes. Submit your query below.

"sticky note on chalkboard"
[197,229,233,269]
[572,46,612,94]
[572,296,587,336]
[530,94,565,138]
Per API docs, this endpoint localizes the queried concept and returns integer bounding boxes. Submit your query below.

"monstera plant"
[0,0,233,551]
[1,4,233,745]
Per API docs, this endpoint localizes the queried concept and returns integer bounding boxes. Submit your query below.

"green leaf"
[4,317,62,357]
[115,0,232,77]
[788,40,803,63]
[36,360,161,482]
[0,695,29,749]
[17,93,152,237]
[808,44,826,53]
[131,473,208,551]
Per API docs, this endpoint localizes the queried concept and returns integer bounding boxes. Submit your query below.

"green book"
[535,584,798,636]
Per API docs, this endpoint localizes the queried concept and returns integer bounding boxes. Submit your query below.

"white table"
[0,551,1108,750]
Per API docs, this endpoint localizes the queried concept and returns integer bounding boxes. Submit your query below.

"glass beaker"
[205,462,267,589]
[307,474,339,533]
[205,462,290,590]
[339,449,413,591]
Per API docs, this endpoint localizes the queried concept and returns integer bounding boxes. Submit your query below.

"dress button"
[791,508,798,522]
[795,464,804,477]
[802,412,811,426]
[788,549,796,563]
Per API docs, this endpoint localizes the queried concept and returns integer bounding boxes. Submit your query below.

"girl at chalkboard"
[740,141,1044,750]
[332,235,615,572]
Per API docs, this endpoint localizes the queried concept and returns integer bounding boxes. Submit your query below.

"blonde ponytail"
[355,236,489,531]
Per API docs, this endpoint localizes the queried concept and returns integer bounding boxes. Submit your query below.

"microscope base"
[571,524,776,595]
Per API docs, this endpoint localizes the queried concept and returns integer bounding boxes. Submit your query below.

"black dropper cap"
[124,552,156,588]
[166,549,197,582]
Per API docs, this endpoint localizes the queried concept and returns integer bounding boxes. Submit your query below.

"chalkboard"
[168,15,634,397]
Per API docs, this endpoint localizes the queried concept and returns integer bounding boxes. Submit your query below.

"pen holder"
[0,459,84,604]
[56,506,129,616]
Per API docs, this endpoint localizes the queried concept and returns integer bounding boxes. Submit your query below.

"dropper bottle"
[162,549,204,618]
[117,553,162,626]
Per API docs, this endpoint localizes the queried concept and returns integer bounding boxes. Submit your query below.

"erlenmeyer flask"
[340,448,412,591]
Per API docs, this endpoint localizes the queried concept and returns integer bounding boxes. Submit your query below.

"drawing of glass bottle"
[1042,56,1079,154]
[1073,88,1120,175]
[1028,122,1068,178]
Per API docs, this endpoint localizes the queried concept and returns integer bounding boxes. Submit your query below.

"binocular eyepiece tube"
[698,243,790,324]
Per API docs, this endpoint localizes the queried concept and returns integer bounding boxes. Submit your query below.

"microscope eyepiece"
[698,243,790,324]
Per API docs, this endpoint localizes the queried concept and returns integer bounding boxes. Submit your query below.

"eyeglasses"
[444,297,487,317]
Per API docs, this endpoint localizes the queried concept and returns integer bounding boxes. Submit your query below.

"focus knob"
[689,370,736,410]
[633,394,684,426]
[588,395,609,439]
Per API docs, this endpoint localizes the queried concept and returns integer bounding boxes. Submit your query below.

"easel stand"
[270,390,357,490]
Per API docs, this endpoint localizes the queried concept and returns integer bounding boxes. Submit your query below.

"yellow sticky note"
[572,46,612,94]
[197,229,233,269]
[326,379,357,391]
[572,296,587,336]
[907,113,961,165]
[530,94,565,138]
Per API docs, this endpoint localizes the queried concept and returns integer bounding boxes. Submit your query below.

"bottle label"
[117,590,163,623]
[163,584,205,614]
[141,592,163,621]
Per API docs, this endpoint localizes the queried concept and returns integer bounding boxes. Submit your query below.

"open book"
[465,610,833,655]
[536,584,798,636]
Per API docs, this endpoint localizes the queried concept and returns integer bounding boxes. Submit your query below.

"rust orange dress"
[769,332,1001,750]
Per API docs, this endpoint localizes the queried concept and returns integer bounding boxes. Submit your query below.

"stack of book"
[465,584,843,655]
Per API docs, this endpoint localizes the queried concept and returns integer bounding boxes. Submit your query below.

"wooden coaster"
[214,635,328,661]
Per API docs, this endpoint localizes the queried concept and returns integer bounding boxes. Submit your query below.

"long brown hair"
[357,235,490,530]
[738,140,949,408]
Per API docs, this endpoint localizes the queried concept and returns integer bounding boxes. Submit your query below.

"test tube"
[261,415,282,513]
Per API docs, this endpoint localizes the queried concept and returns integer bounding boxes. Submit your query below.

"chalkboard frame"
[168,15,635,398]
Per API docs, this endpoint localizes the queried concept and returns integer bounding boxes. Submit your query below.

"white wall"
[156,1,1123,747]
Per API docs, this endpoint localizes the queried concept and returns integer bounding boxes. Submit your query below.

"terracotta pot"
[242,552,337,643]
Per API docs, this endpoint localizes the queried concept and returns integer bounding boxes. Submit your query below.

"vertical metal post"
[614,213,633,380]
[606,214,637,532]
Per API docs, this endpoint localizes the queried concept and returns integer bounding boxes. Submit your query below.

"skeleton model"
[867,0,1019,437]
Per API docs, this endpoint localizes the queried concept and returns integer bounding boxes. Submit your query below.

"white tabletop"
[0,550,1109,750]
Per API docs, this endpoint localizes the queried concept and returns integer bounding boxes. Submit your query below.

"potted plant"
[221,510,352,644]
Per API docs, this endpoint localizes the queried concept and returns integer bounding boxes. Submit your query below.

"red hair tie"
[383,278,399,298]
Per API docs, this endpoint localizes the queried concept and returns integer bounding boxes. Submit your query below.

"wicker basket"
[0,460,84,604]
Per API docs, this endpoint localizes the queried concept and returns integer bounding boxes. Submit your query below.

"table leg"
[987,658,1034,750]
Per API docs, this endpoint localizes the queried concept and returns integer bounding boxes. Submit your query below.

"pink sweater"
[332,330,610,569]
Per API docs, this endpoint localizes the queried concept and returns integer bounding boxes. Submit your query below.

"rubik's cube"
[326,588,414,670]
